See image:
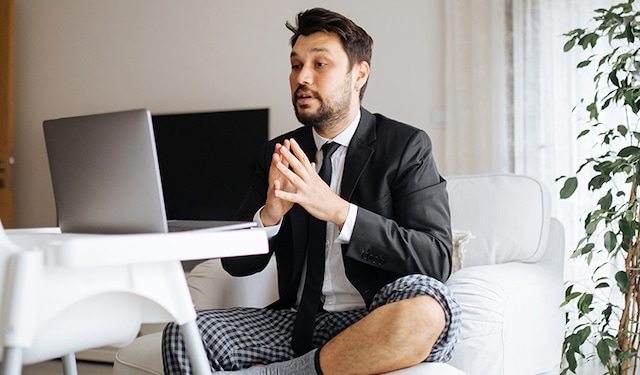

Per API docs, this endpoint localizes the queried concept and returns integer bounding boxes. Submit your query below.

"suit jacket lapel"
[341,109,376,201]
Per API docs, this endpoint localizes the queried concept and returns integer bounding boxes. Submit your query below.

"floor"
[22,360,113,375]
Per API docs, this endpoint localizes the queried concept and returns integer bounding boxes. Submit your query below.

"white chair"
[0,222,268,375]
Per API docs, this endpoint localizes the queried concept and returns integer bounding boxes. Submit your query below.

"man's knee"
[385,296,446,360]
[397,295,444,329]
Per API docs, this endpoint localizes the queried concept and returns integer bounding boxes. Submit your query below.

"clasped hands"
[260,138,350,229]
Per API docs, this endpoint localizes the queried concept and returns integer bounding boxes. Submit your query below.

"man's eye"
[291,64,302,70]
[316,62,327,68]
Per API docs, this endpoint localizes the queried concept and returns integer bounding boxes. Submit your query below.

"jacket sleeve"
[222,141,275,276]
[344,130,453,282]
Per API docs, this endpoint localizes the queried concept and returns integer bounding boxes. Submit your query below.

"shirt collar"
[312,109,361,151]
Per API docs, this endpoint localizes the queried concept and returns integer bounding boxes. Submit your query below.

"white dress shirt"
[254,111,365,312]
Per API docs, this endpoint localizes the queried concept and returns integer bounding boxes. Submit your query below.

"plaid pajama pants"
[162,274,461,374]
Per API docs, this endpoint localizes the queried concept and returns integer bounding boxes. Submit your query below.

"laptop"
[43,109,256,234]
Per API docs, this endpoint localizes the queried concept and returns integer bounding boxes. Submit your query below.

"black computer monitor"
[152,108,269,220]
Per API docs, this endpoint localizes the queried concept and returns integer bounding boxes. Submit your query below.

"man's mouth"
[295,88,318,106]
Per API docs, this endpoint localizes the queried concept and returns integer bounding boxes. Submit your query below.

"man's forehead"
[290,32,345,57]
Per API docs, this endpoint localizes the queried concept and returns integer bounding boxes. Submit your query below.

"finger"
[276,159,304,187]
[278,144,312,180]
[288,138,311,166]
[275,143,290,168]
[281,139,317,179]
[274,188,299,204]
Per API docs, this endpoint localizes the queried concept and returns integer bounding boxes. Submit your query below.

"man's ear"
[354,61,370,91]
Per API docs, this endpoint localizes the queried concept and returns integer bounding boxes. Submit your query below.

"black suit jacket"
[223,108,452,309]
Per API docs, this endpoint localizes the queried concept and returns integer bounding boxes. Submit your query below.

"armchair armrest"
[446,262,563,375]
[187,257,278,310]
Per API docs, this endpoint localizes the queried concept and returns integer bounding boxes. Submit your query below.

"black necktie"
[291,141,340,355]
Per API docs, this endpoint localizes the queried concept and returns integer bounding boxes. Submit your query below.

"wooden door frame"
[0,0,14,228]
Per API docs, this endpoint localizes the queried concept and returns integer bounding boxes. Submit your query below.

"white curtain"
[442,0,512,176]
[444,0,619,373]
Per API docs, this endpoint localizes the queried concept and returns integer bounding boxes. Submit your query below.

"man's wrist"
[259,207,280,227]
[254,206,282,239]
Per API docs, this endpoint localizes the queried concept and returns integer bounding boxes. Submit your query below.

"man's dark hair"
[286,8,373,101]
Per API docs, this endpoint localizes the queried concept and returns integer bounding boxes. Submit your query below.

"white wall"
[13,0,445,228]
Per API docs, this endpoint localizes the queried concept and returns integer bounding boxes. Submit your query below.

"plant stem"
[620,177,640,374]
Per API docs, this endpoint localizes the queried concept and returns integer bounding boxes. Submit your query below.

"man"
[163,8,460,375]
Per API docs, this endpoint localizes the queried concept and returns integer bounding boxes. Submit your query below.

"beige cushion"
[451,230,473,273]
[113,332,163,375]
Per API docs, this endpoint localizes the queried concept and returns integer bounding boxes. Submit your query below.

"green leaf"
[561,291,582,307]
[597,338,611,365]
[604,231,617,252]
[579,32,598,49]
[585,220,599,235]
[577,59,592,68]
[565,349,577,372]
[560,177,578,199]
[610,70,620,87]
[616,270,630,293]
[599,191,613,210]
[564,38,576,52]
[587,101,599,119]
[589,174,612,190]
[618,124,628,136]
[603,304,613,322]
[576,326,591,345]
[604,337,619,350]
[578,129,590,139]
[619,217,635,250]
[618,146,640,157]
[577,293,594,315]
[581,243,595,255]
[625,22,635,43]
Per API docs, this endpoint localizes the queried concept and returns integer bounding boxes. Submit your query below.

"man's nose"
[296,65,313,85]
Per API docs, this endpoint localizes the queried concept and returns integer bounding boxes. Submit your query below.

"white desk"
[0,227,268,375]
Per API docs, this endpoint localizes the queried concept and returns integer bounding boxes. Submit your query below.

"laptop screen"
[44,109,169,234]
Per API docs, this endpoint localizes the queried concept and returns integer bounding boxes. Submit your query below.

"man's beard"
[293,77,353,133]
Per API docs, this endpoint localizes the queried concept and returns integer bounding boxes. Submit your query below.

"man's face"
[289,32,359,133]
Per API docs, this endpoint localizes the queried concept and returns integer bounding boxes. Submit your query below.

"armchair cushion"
[445,260,563,375]
[447,174,551,267]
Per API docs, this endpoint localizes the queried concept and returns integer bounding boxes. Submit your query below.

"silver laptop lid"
[44,109,169,234]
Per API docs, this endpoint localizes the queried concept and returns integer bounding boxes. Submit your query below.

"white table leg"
[180,320,212,375]
[61,353,78,375]
[1,347,22,375]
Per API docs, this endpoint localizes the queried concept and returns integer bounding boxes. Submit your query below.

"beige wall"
[13,0,445,228]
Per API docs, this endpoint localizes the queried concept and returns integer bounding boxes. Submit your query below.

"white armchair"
[114,173,565,375]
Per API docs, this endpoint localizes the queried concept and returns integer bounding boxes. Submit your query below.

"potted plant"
[559,0,640,374]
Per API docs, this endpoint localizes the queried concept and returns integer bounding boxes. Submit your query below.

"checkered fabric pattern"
[162,274,461,374]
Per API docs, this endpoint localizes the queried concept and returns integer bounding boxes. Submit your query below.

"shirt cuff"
[254,206,282,239]
[336,204,358,244]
